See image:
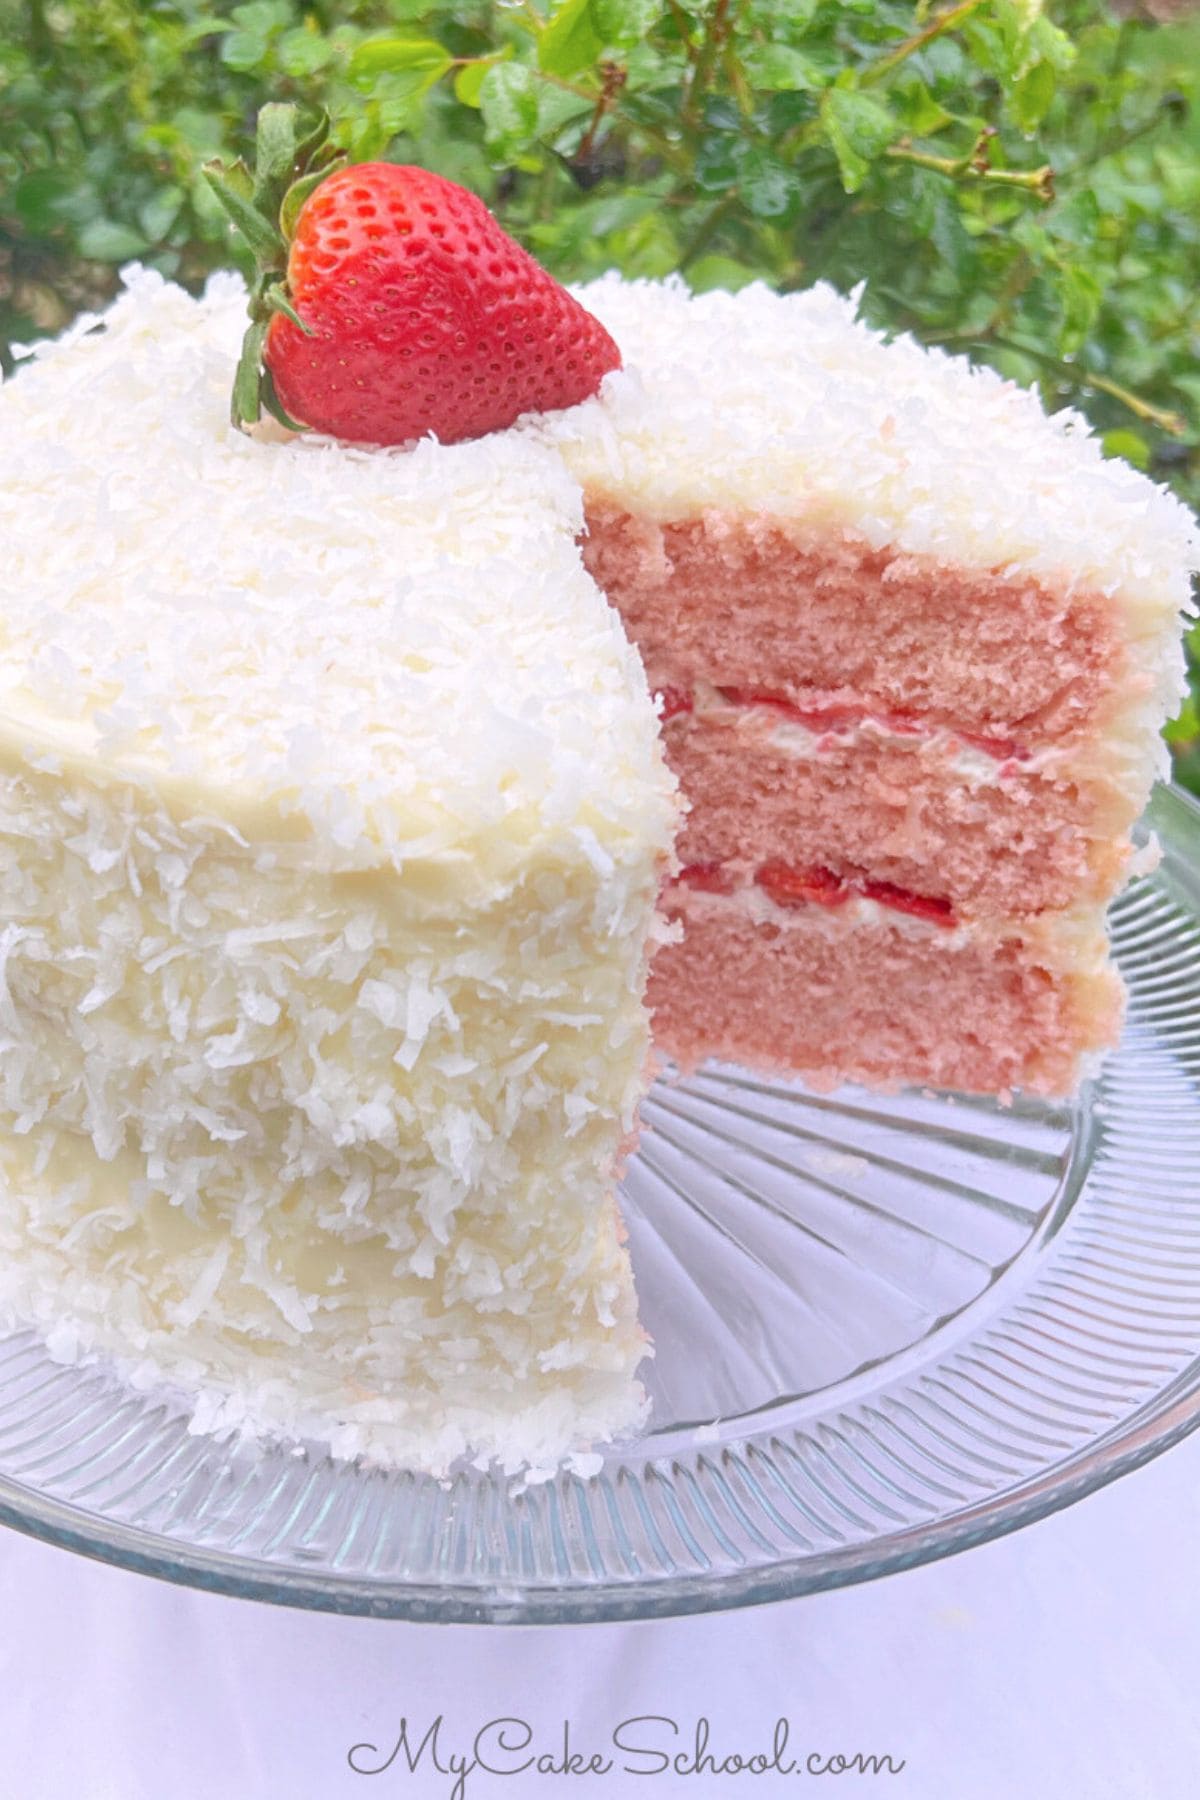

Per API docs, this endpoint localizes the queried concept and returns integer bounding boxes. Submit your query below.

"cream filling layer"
[662,683,1174,848]
[666,878,1113,976]
[672,684,1058,787]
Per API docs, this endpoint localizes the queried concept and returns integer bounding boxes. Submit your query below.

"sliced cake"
[539,276,1197,1095]
[1,137,1194,1479]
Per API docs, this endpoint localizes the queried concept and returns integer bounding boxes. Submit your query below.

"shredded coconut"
[543,274,1199,639]
[0,269,677,1476]
[0,263,1193,1476]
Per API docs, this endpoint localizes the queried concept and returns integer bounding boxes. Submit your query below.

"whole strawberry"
[205,106,620,446]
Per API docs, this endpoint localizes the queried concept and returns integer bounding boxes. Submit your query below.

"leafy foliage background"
[2,0,1197,787]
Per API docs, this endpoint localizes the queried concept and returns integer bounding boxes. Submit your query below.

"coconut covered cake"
[0,271,678,1473]
[0,164,1195,1474]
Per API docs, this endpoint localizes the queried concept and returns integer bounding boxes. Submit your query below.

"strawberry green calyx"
[208,134,622,447]
[202,104,345,431]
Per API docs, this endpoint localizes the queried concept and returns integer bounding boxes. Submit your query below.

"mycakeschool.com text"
[346,1715,908,1794]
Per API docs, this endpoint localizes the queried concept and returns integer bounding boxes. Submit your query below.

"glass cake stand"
[0,784,1198,1625]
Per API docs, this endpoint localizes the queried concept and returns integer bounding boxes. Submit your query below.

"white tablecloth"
[1,1426,1196,1800]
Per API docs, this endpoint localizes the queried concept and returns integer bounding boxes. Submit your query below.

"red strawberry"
[720,688,921,739]
[756,859,956,925]
[956,728,1028,763]
[676,862,736,894]
[205,106,620,446]
[655,686,695,723]
[859,879,956,926]
[756,862,850,909]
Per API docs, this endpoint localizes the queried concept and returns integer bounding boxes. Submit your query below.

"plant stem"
[886,139,1054,202]
[664,0,698,57]
[677,191,738,270]
[682,0,733,131]
[576,62,627,164]
[982,336,1186,435]
[863,0,989,86]
[1067,369,1186,436]
[724,41,755,119]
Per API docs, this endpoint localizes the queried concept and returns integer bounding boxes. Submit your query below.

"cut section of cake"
[540,276,1197,1095]
[0,270,678,1474]
[1,247,1195,1477]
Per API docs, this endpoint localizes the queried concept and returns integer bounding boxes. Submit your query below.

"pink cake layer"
[583,507,1121,736]
[652,895,1122,1098]
[662,705,1132,917]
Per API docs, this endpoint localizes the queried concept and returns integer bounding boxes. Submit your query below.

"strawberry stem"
[263,284,313,336]
[202,103,345,430]
[232,318,268,425]
[206,174,285,266]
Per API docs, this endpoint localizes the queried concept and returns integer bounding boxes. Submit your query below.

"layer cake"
[541,275,1195,1095]
[0,262,1194,1474]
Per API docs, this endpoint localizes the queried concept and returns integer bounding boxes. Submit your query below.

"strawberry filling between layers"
[655,685,1029,765]
[670,859,957,927]
[647,680,1139,917]
[584,507,1121,740]
[583,506,1137,1095]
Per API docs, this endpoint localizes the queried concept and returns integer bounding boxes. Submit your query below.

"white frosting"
[543,274,1199,643]
[0,762,671,1474]
[2,267,675,889]
[669,878,1112,974]
[683,686,1050,787]
[0,268,679,1475]
[0,263,1193,1472]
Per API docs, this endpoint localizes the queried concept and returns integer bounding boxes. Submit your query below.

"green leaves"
[219,1,294,74]
[1102,428,1152,471]
[595,0,664,48]
[1058,265,1102,356]
[694,131,740,193]
[1021,14,1076,77]
[741,44,825,93]
[734,144,804,221]
[1011,58,1056,132]
[821,84,898,192]
[539,0,603,78]
[200,103,347,427]
[277,27,333,80]
[253,102,305,208]
[479,63,542,158]
[349,37,453,82]
[13,170,94,233]
[928,187,976,284]
[231,316,269,426]
[455,56,507,110]
[201,160,284,263]
[77,219,149,262]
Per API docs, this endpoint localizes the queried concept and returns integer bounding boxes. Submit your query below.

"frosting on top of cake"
[0,268,675,883]
[539,274,1198,631]
[6,263,1192,891]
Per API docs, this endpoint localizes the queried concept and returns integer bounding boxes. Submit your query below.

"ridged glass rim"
[0,782,1197,1627]
[2,1351,1198,1625]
